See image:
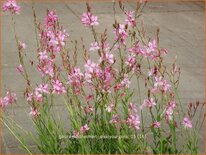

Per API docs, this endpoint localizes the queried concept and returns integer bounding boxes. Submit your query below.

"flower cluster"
[125,11,135,27]
[52,80,66,94]
[0,91,17,107]
[141,98,156,109]
[182,117,193,129]
[67,68,84,95]
[39,10,69,55]
[29,107,40,117]
[113,24,128,45]
[3,0,21,14]
[165,101,176,121]
[26,83,50,103]
[72,124,90,139]
[81,12,99,27]
[126,103,140,130]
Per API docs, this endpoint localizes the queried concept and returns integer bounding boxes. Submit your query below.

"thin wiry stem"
[31,2,39,48]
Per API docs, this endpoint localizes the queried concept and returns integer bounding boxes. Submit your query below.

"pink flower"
[89,42,100,51]
[106,53,114,64]
[47,30,68,53]
[80,124,89,134]
[148,68,157,77]
[26,92,43,103]
[52,80,66,94]
[36,84,49,94]
[81,12,99,26]
[121,74,131,88]
[86,94,94,102]
[68,68,84,94]
[153,121,161,128]
[37,58,54,77]
[182,117,192,129]
[101,42,110,52]
[165,106,173,121]
[114,44,120,51]
[95,67,114,93]
[128,42,142,55]
[169,101,176,108]
[16,64,23,73]
[45,10,58,28]
[110,114,119,124]
[1,91,17,106]
[3,0,21,14]
[141,98,156,109]
[154,76,163,87]
[39,51,48,60]
[35,93,43,102]
[43,65,54,77]
[125,11,135,27]
[113,24,128,45]
[165,101,176,121]
[57,29,69,46]
[148,39,157,52]
[68,68,84,84]
[127,114,140,130]
[150,87,158,94]
[49,38,58,48]
[99,53,114,64]
[84,60,102,83]
[29,107,40,117]
[138,39,159,59]
[126,102,140,130]
[72,130,80,139]
[114,74,131,91]
[162,80,171,93]
[106,102,115,112]
[84,60,99,73]
[153,77,171,93]
[126,54,136,69]
[148,69,154,77]
[18,41,26,50]
[26,93,33,102]
[128,102,138,113]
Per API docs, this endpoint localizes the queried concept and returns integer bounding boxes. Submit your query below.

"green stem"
[2,120,32,154]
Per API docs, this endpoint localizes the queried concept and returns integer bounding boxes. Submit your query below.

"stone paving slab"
[1,1,205,154]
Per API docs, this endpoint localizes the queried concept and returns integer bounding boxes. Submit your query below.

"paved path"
[1,1,205,153]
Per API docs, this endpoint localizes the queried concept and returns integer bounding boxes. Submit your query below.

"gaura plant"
[1,0,205,154]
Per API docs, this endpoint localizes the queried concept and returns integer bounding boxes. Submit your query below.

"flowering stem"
[91,26,101,56]
[31,2,39,48]
[91,26,97,42]
[11,15,31,88]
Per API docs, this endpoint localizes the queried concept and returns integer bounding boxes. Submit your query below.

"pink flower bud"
[16,64,23,73]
